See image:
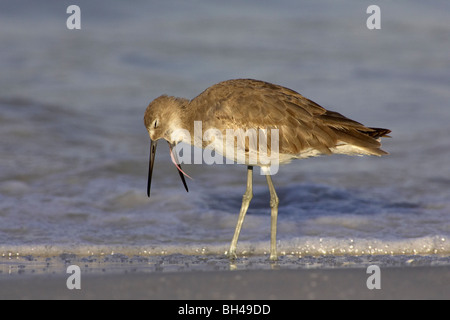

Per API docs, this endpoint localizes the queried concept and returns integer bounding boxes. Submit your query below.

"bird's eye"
[153,119,158,128]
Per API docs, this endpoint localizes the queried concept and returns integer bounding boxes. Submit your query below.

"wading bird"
[144,79,390,260]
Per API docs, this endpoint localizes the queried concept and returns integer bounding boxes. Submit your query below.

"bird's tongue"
[169,144,193,180]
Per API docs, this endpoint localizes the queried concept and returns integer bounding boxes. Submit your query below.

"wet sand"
[1,255,449,299]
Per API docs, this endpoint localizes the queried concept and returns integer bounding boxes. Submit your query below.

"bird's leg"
[266,174,279,261]
[229,166,253,259]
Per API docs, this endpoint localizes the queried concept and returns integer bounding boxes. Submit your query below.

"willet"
[144,79,391,260]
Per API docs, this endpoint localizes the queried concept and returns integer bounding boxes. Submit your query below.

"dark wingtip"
[367,127,392,139]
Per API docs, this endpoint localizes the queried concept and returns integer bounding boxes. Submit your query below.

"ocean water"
[1,0,450,271]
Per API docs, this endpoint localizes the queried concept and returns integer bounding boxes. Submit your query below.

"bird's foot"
[227,249,238,260]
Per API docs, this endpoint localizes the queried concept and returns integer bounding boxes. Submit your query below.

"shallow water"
[0,1,450,266]
[2,253,450,277]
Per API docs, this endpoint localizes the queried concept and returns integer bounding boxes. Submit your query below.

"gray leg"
[229,166,253,259]
[266,174,279,261]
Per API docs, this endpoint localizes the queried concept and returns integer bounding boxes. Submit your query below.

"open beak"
[147,139,157,197]
[168,142,189,193]
[147,139,189,198]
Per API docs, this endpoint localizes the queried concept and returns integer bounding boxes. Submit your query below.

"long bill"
[147,139,190,198]
[147,139,157,197]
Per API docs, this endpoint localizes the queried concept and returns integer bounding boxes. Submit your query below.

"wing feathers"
[188,79,390,158]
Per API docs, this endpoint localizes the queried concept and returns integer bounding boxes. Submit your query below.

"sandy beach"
[1,254,449,300]
[1,266,449,300]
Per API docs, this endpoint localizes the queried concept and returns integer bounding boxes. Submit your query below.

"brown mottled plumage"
[144,79,391,260]
[145,79,390,161]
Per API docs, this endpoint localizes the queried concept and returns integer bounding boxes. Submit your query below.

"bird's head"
[144,95,190,197]
[144,95,188,143]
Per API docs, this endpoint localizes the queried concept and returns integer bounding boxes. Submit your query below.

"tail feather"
[331,127,391,156]
[364,127,392,139]
[319,110,391,156]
